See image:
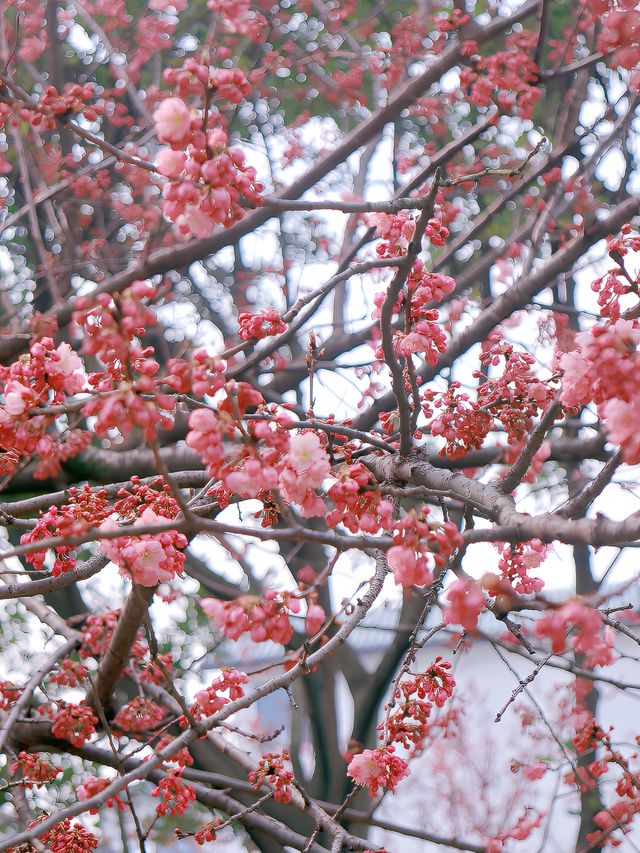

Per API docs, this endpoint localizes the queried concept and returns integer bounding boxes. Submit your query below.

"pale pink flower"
[153,97,191,145]
[387,545,432,587]
[223,457,279,497]
[176,205,215,239]
[4,381,35,416]
[48,342,85,394]
[559,349,591,408]
[347,746,409,797]
[284,432,330,486]
[601,398,640,463]
[441,579,485,632]
[121,538,171,586]
[156,148,187,178]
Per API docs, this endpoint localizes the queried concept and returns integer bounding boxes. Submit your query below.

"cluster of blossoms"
[370,213,453,368]
[74,281,178,440]
[535,601,616,668]
[441,578,486,632]
[493,540,548,595]
[112,697,165,732]
[20,486,110,576]
[201,591,324,645]
[562,707,640,847]
[15,818,99,853]
[559,317,640,462]
[387,507,462,588]
[460,30,541,118]
[79,611,123,661]
[49,657,90,688]
[326,462,395,533]
[422,382,492,458]
[587,225,640,320]
[100,506,187,587]
[423,335,555,457]
[152,770,197,816]
[383,658,456,754]
[0,334,87,477]
[248,749,294,803]
[347,745,410,797]
[77,776,125,812]
[476,335,555,444]
[51,703,98,748]
[238,308,287,341]
[153,59,263,239]
[187,400,331,519]
[185,381,264,480]
[593,4,640,87]
[5,81,102,132]
[191,669,248,718]
[10,752,62,788]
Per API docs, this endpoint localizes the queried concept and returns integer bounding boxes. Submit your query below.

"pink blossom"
[535,601,617,668]
[100,508,186,586]
[176,205,215,239]
[347,746,409,797]
[387,545,433,587]
[224,457,279,497]
[153,97,191,145]
[305,603,325,635]
[156,148,187,178]
[441,579,485,632]
[45,342,85,394]
[279,431,330,516]
[4,381,36,415]
[601,398,640,464]
[559,349,591,408]
[284,432,330,485]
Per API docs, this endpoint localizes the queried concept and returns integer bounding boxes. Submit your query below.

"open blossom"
[347,746,409,797]
[156,147,187,178]
[387,545,433,587]
[4,380,36,415]
[601,398,640,464]
[441,579,485,632]
[153,97,192,144]
[202,592,299,645]
[559,349,591,408]
[535,601,616,668]
[100,508,187,586]
[44,342,85,394]
[279,431,330,517]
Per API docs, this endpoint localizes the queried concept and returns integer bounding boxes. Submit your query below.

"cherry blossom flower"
[347,746,409,797]
[153,97,192,145]
[441,579,486,632]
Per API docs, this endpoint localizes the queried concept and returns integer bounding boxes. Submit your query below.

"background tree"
[1,0,640,851]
